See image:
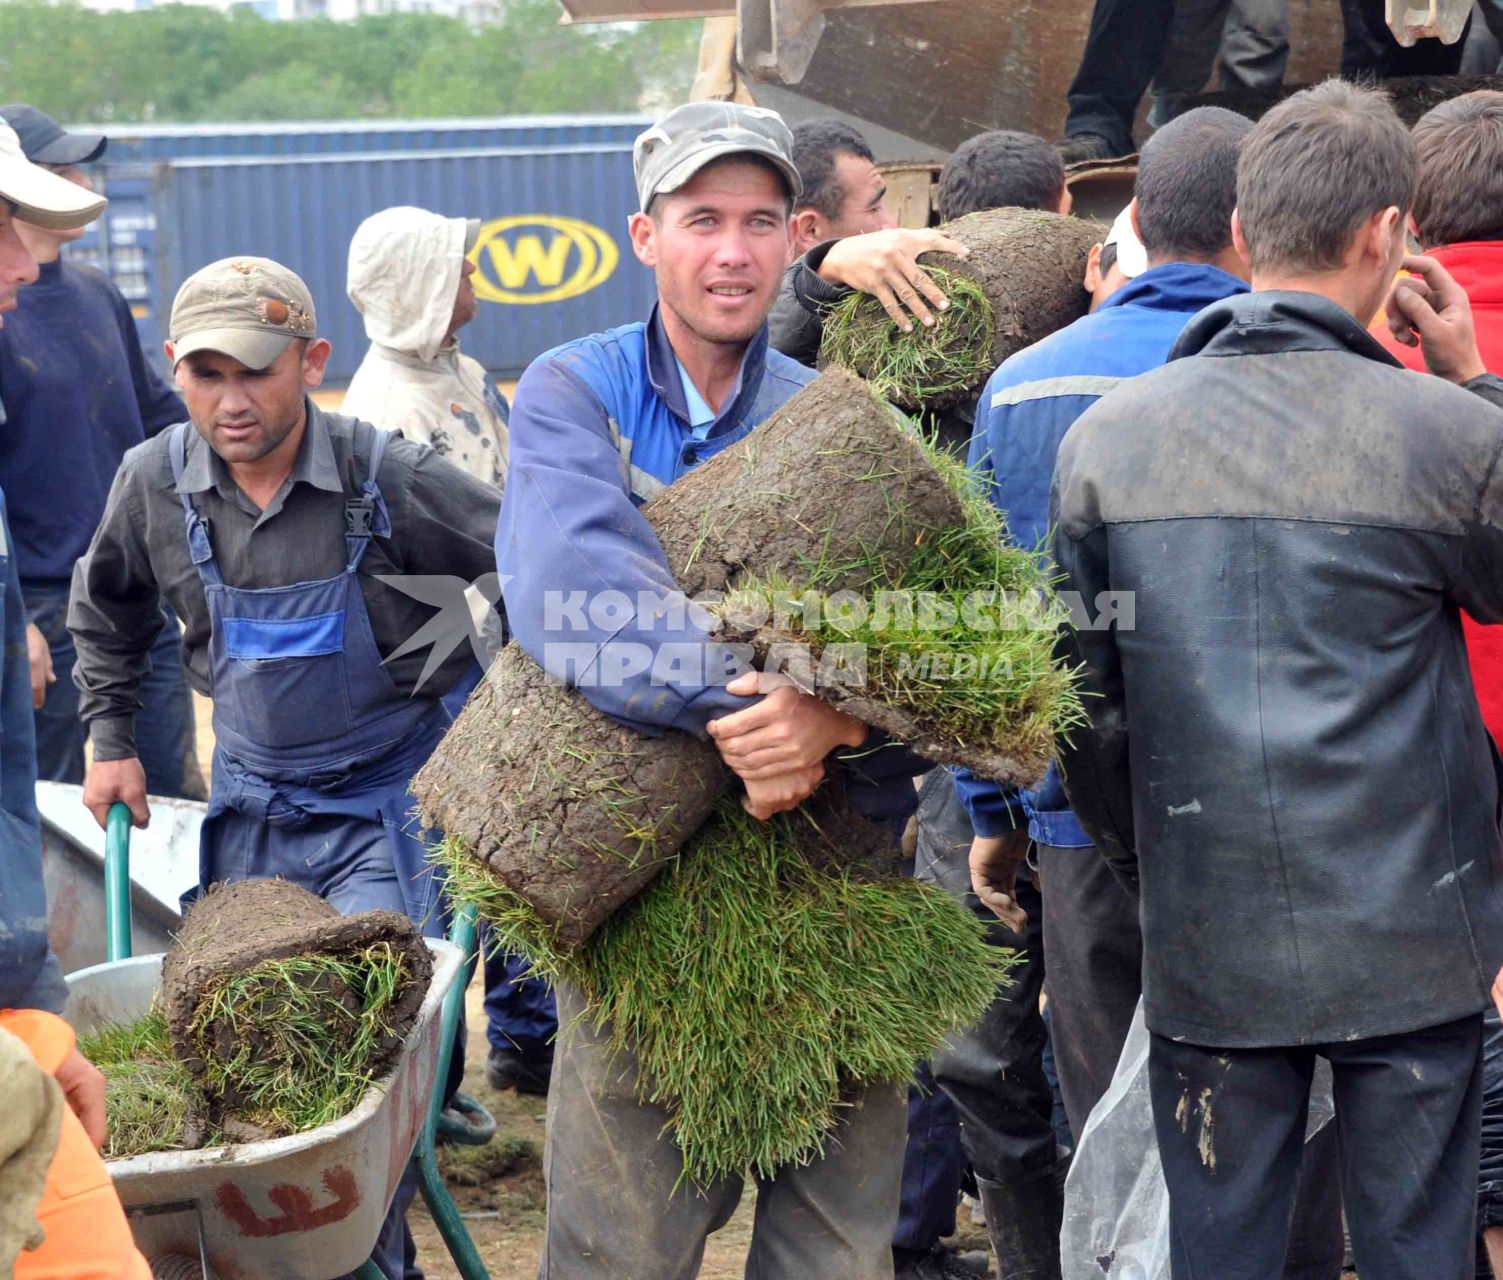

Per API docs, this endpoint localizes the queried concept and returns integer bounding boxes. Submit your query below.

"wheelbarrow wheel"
[436,1091,498,1147]
[150,1255,215,1280]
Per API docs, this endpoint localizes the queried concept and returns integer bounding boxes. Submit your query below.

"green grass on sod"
[187,941,413,1135]
[439,797,1015,1185]
[819,265,995,410]
[79,1005,201,1159]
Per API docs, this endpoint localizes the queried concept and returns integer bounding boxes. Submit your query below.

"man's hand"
[708,671,867,780]
[969,830,1031,933]
[25,623,54,711]
[83,756,150,830]
[1387,254,1487,384]
[54,1047,107,1150]
[741,763,827,821]
[817,228,968,332]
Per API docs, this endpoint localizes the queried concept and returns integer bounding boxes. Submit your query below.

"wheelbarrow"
[63,802,492,1280]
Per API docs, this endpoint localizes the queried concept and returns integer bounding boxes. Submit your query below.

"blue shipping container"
[67,164,164,354]
[59,118,652,373]
[151,142,656,382]
[83,114,649,162]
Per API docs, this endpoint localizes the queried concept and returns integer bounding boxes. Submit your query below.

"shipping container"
[81,115,650,162]
[151,141,655,382]
[67,164,162,350]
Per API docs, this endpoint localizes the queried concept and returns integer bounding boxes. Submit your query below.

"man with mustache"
[67,254,502,1280]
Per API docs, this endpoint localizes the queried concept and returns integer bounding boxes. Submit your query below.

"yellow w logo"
[470,215,620,306]
[484,233,575,290]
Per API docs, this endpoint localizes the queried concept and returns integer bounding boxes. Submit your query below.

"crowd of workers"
[6,13,1503,1280]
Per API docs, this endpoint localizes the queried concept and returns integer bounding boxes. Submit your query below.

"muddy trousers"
[539,981,907,1280]
[1149,1014,1483,1280]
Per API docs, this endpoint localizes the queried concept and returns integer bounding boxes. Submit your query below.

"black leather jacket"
[1052,289,1503,1048]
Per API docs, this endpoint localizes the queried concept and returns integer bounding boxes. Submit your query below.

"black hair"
[937,130,1064,220]
[791,119,875,220]
[1135,107,1251,261]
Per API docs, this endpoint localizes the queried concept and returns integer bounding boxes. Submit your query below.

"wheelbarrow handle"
[105,801,134,963]
[424,902,479,1144]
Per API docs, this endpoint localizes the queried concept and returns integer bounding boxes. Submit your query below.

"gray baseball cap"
[633,102,801,213]
[169,256,317,370]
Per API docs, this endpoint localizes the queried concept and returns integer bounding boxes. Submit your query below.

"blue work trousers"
[482,939,557,1058]
[203,807,427,1280]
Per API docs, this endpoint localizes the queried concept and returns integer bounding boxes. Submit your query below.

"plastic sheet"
[1060,1000,1334,1280]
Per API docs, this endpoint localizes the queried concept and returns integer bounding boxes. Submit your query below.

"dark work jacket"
[1052,289,1503,1048]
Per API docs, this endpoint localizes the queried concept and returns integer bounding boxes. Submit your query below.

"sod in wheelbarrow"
[82,880,434,1156]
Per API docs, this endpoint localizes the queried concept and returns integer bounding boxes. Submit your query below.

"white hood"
[347,206,479,364]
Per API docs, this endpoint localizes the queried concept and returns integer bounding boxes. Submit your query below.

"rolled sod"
[160,879,432,1141]
[413,368,971,949]
[819,207,1105,411]
[438,783,1010,1184]
[711,445,1081,783]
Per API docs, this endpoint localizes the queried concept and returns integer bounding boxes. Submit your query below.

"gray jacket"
[1053,289,1503,1048]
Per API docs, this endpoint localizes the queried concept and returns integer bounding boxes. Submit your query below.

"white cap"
[1104,204,1148,279]
[0,117,106,232]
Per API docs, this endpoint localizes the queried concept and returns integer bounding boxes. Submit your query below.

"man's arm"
[0,501,68,1014]
[382,436,503,582]
[768,255,832,366]
[498,355,754,736]
[1050,485,1138,892]
[68,458,165,827]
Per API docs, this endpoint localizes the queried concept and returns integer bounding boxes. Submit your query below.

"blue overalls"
[169,421,450,932]
[169,421,446,1280]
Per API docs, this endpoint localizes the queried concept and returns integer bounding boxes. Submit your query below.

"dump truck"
[553,0,1484,222]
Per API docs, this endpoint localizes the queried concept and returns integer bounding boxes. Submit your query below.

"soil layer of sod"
[160,879,432,1142]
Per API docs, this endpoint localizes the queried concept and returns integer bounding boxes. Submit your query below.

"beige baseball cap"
[169,256,318,370]
[0,116,106,232]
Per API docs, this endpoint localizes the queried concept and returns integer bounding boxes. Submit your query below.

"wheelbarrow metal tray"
[64,939,464,1280]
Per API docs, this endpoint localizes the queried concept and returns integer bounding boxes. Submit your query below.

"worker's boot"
[976,1164,1064,1280]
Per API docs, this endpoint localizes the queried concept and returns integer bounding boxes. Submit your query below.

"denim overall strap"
[168,423,222,588]
[346,426,392,571]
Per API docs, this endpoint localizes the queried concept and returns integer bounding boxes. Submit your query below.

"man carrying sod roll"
[498,101,934,1279]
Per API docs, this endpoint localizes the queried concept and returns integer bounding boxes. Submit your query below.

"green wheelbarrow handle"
[105,801,134,963]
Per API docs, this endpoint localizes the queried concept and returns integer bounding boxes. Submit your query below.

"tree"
[0,0,699,124]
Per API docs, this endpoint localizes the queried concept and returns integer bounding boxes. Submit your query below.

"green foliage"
[437,798,1012,1185]
[0,0,701,123]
